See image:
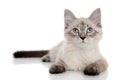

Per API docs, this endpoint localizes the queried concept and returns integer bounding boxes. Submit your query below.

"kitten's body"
[14,8,108,76]
[49,40,102,71]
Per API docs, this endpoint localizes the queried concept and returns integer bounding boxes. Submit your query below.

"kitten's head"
[64,8,102,47]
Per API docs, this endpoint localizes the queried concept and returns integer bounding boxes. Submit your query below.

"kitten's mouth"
[82,40,84,43]
[81,40,86,43]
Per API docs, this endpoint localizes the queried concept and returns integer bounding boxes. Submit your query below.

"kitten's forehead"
[74,18,90,27]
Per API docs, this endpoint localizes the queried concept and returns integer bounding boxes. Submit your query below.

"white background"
[0,0,119,80]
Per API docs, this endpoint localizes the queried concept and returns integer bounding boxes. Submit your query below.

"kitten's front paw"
[84,64,100,76]
[42,55,51,62]
[49,65,65,74]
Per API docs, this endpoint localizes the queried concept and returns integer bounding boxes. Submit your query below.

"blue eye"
[73,28,79,33]
[87,27,93,33]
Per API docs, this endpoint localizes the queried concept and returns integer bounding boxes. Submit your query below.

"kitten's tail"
[13,50,49,58]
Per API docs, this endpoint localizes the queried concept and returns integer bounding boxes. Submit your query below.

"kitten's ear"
[64,9,76,27]
[89,8,101,27]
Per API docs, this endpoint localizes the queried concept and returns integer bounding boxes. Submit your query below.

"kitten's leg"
[84,58,108,76]
[42,55,51,62]
[49,60,66,74]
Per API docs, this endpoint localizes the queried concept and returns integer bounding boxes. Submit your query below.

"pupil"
[89,29,91,31]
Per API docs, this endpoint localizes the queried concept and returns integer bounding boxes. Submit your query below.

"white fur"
[49,39,103,71]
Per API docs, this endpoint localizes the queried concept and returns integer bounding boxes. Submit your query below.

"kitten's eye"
[87,27,93,33]
[73,28,79,33]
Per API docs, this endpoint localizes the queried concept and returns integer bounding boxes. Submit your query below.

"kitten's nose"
[80,37,86,40]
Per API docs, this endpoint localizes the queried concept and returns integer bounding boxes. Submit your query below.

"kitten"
[14,8,108,76]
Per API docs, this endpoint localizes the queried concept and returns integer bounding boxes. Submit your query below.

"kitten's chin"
[79,42,88,48]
